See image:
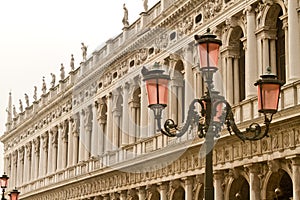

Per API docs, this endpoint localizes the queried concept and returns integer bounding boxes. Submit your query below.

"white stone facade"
[1,0,300,199]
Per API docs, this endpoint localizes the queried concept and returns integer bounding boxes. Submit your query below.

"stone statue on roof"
[70,54,75,71]
[13,105,17,118]
[42,77,47,94]
[122,3,129,28]
[25,93,29,107]
[50,73,56,88]
[19,99,23,113]
[81,43,87,61]
[60,63,65,80]
[33,86,37,101]
[143,0,148,12]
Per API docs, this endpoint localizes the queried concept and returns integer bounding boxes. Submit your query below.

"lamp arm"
[156,98,206,138]
[224,102,272,141]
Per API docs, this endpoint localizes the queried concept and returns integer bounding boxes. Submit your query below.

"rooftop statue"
[81,43,87,61]
[13,105,17,118]
[50,73,56,88]
[143,0,148,12]
[70,54,75,71]
[24,93,29,107]
[19,99,23,113]
[33,86,37,101]
[122,3,129,27]
[60,63,65,80]
[42,77,47,94]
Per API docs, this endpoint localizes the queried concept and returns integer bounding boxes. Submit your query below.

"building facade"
[1,0,300,199]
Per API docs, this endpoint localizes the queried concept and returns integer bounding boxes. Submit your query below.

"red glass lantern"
[0,173,9,188]
[142,65,170,108]
[9,189,20,200]
[255,74,285,114]
[194,28,222,71]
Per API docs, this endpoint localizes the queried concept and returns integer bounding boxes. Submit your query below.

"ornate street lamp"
[0,173,9,200]
[142,28,285,200]
[8,189,20,200]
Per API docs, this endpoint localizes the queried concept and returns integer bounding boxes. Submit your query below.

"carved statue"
[13,105,17,118]
[42,77,47,94]
[143,0,148,12]
[50,73,56,88]
[19,99,23,113]
[122,3,129,27]
[70,54,75,71]
[81,43,87,61]
[60,63,65,80]
[24,93,29,107]
[33,86,37,101]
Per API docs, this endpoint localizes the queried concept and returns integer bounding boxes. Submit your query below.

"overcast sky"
[0,0,159,176]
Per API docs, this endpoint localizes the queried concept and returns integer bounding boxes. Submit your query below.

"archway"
[266,169,293,200]
[229,176,249,200]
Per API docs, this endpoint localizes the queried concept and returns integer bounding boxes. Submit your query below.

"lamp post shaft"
[204,133,214,200]
[1,188,6,200]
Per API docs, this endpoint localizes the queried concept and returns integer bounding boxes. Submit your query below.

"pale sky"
[0,0,159,175]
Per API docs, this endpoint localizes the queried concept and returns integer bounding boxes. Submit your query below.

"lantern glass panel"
[257,83,280,112]
[9,192,19,200]
[198,43,220,68]
[146,78,169,106]
[0,176,8,188]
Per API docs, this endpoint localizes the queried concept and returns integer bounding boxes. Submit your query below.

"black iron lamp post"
[0,174,19,200]
[142,28,285,200]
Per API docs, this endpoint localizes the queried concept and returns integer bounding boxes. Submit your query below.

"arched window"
[226,26,245,104]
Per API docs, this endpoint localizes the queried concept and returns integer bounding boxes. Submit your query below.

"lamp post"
[0,174,19,200]
[141,28,285,200]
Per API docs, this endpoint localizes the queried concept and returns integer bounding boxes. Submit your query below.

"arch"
[263,3,286,82]
[228,176,249,200]
[171,186,185,200]
[261,1,287,28]
[224,25,245,104]
[264,169,293,200]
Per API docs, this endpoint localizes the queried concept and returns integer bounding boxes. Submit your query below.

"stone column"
[287,156,300,200]
[120,191,127,200]
[245,164,261,200]
[129,101,137,144]
[233,57,240,104]
[262,37,270,69]
[112,109,121,150]
[79,110,86,162]
[183,177,193,200]
[269,39,276,72]
[122,83,130,145]
[244,5,257,98]
[288,0,300,81]
[91,102,99,157]
[12,151,18,187]
[183,44,195,119]
[46,131,52,174]
[25,142,32,183]
[57,124,63,170]
[107,93,113,151]
[51,127,58,173]
[140,79,149,138]
[33,137,40,179]
[71,115,79,165]
[42,132,49,176]
[226,56,234,104]
[83,106,92,160]
[214,171,224,200]
[138,186,146,200]
[282,17,289,81]
[158,183,168,200]
[16,147,24,186]
[61,121,68,169]
[67,118,73,166]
